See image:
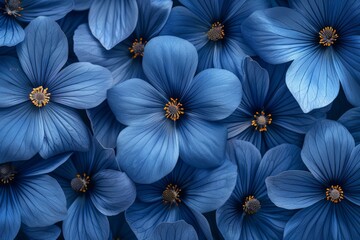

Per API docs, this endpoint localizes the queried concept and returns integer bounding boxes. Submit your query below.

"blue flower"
[73,0,172,148]
[266,120,360,239]
[149,221,199,240]
[0,153,69,240]
[0,17,113,163]
[216,140,305,239]
[125,159,237,239]
[52,138,136,240]
[107,35,242,183]
[223,57,326,154]
[160,0,270,71]
[0,0,74,47]
[242,0,360,112]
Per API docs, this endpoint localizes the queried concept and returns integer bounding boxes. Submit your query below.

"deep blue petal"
[107,78,166,126]
[213,39,246,70]
[0,187,21,240]
[197,41,215,71]
[0,56,32,107]
[49,62,113,109]
[184,68,241,121]
[89,0,138,50]
[334,200,360,239]
[338,107,360,145]
[108,212,137,240]
[20,224,61,240]
[52,175,78,208]
[117,120,179,184]
[266,170,324,210]
[16,17,68,87]
[179,0,221,22]
[15,175,67,227]
[0,15,24,47]
[87,101,125,149]
[39,103,91,159]
[143,36,197,98]
[263,124,304,152]
[63,196,110,240]
[150,221,198,240]
[342,144,360,206]
[301,120,355,184]
[0,103,43,163]
[91,169,136,216]
[177,116,227,168]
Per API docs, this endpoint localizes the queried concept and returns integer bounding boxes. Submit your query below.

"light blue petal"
[20,224,61,240]
[241,7,316,64]
[0,103,43,163]
[286,48,340,113]
[17,17,68,87]
[89,0,138,50]
[301,120,355,184]
[49,62,113,109]
[0,15,24,47]
[91,169,136,216]
[18,0,74,22]
[143,36,197,97]
[107,78,166,126]
[184,68,241,121]
[39,103,91,159]
[63,196,110,240]
[185,159,237,213]
[117,120,179,184]
[266,170,324,210]
[15,175,67,227]
[87,101,125,149]
[150,221,198,240]
[0,187,21,240]
[0,56,32,107]
[160,6,209,50]
[338,107,360,145]
[177,116,227,168]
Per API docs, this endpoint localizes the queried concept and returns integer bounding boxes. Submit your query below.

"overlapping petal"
[0,15,24,47]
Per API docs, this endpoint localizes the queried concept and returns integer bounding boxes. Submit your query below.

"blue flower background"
[0,0,359,239]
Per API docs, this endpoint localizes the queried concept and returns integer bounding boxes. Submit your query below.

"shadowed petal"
[150,221,198,240]
[0,15,24,47]
[342,145,360,206]
[20,224,61,240]
[338,107,360,145]
[0,187,21,240]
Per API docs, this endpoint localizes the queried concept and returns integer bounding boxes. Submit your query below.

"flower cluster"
[1,0,360,239]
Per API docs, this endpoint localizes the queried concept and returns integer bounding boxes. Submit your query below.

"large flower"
[0,153,69,240]
[125,159,237,239]
[160,0,270,71]
[266,120,360,239]
[0,17,113,163]
[242,0,360,112]
[52,138,136,240]
[216,140,305,239]
[0,0,74,46]
[107,35,242,183]
[223,57,326,154]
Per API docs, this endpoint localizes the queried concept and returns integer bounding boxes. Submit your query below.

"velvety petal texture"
[150,221,198,240]
[0,15,24,47]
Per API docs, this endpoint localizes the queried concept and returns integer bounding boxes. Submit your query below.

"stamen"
[29,86,50,108]
[243,195,261,214]
[162,183,181,206]
[129,38,147,59]
[319,26,338,47]
[0,164,16,184]
[71,173,90,193]
[207,22,225,41]
[326,185,344,203]
[164,98,184,121]
[251,111,272,132]
[4,0,23,17]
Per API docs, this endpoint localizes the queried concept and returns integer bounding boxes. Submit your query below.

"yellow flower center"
[319,26,338,47]
[71,173,91,193]
[326,185,344,203]
[162,184,181,206]
[4,0,23,17]
[207,22,225,41]
[243,195,261,214]
[129,38,147,59]
[251,111,272,132]
[164,98,184,121]
[29,86,51,108]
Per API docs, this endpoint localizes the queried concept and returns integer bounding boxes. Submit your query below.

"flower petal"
[213,39,246,70]
[63,197,110,240]
[49,62,113,109]
[39,103,91,159]
[107,78,166,126]
[0,187,21,240]
[17,17,68,87]
[117,120,179,184]
[0,103,43,163]
[177,116,227,168]
[301,120,355,184]
[179,0,221,22]
[0,15,24,47]
[342,144,360,206]
[150,221,198,240]
[74,0,92,10]
[338,107,360,145]
[334,200,360,239]
[15,175,67,227]
[184,68,241,121]
[266,170,324,210]
[143,36,197,98]
[20,225,61,240]
[91,169,136,216]
[89,0,138,50]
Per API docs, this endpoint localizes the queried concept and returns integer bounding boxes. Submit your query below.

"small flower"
[216,140,305,239]
[266,120,360,239]
[52,138,136,240]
